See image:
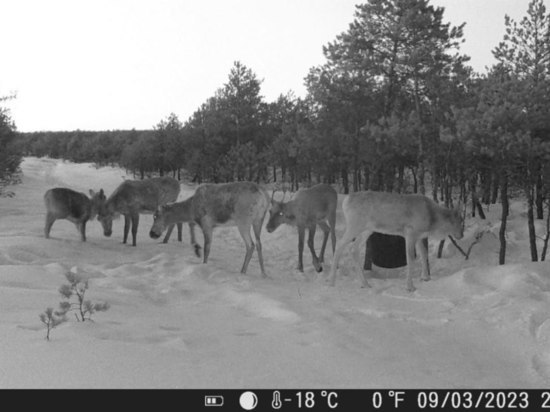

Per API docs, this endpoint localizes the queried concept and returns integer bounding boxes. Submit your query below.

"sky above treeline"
[0,0,544,132]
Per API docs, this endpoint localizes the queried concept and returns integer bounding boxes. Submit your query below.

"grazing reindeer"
[44,187,106,241]
[97,176,192,248]
[328,191,463,292]
[266,184,337,273]
[149,182,270,276]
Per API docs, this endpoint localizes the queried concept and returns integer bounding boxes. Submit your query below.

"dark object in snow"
[364,232,429,269]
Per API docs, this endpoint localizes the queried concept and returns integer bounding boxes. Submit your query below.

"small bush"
[58,268,110,322]
[40,267,109,340]
[39,307,67,341]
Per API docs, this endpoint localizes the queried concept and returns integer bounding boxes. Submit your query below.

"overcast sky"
[0,0,545,132]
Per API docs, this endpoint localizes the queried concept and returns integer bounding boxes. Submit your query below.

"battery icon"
[205,396,224,407]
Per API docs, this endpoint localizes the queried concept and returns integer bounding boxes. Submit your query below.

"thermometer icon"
[272,391,282,409]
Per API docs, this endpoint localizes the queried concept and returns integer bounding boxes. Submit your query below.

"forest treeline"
[3,0,550,262]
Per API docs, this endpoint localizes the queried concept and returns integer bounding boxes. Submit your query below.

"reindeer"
[149,181,270,276]
[328,191,464,292]
[266,184,337,273]
[44,187,106,241]
[97,176,196,249]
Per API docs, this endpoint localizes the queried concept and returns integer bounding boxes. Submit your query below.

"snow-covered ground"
[0,157,549,388]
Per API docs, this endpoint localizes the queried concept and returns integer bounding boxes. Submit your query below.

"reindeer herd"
[44,177,464,291]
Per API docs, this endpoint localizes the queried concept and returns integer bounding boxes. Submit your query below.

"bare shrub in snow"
[58,268,110,322]
[39,307,67,341]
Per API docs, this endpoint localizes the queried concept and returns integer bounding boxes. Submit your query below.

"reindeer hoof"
[316,266,323,273]
[194,244,202,258]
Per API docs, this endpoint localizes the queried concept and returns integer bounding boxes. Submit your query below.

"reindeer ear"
[89,189,95,197]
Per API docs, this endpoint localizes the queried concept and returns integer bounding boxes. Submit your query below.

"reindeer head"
[89,189,106,220]
[96,193,114,237]
[439,206,464,240]
[266,197,296,233]
[149,204,169,239]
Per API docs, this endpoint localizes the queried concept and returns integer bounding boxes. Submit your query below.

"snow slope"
[0,157,549,388]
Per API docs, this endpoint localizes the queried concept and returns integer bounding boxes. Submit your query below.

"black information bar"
[5,389,550,411]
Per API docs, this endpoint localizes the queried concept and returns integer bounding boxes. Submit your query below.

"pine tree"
[493,0,550,260]
[0,96,22,197]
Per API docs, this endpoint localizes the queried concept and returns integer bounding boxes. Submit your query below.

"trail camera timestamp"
[370,390,550,410]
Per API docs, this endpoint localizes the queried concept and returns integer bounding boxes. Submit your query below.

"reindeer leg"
[353,231,372,288]
[252,218,266,277]
[44,213,55,239]
[307,224,322,273]
[328,226,360,286]
[237,223,255,275]
[177,222,183,242]
[418,237,430,281]
[131,213,139,246]
[404,231,417,292]
[329,212,337,255]
[201,222,213,264]
[162,224,175,243]
[123,215,130,244]
[363,236,374,271]
[79,221,87,242]
[189,223,201,257]
[317,221,330,264]
[297,226,305,272]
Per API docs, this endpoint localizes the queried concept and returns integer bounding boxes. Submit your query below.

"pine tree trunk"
[499,174,509,265]
[411,167,418,193]
[384,166,394,192]
[491,172,499,204]
[353,167,359,192]
[418,159,426,195]
[481,170,491,204]
[396,163,404,193]
[432,168,439,202]
[541,201,550,261]
[342,168,349,194]
[536,170,544,219]
[526,185,539,261]
[363,166,370,190]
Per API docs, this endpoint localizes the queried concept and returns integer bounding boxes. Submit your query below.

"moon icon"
[239,391,258,410]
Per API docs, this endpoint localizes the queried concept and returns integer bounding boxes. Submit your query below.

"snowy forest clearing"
[0,157,549,388]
